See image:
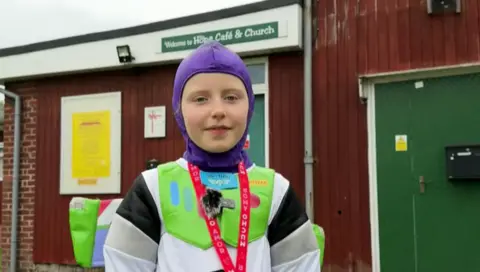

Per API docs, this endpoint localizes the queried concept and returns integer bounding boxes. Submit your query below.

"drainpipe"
[303,0,314,221]
[0,87,21,272]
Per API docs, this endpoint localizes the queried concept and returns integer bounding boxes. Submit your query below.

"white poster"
[144,106,166,138]
[60,92,122,195]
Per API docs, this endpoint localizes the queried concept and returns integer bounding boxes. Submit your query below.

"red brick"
[2,93,37,271]
[0,89,102,272]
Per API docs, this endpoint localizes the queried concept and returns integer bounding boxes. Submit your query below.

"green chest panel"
[158,162,275,250]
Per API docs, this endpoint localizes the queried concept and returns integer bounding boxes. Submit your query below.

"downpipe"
[0,87,21,272]
[303,0,314,220]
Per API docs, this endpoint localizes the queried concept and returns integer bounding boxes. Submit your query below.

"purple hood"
[172,41,254,172]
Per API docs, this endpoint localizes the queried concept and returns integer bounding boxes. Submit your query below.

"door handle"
[419,176,425,194]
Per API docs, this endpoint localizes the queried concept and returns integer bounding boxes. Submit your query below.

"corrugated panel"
[29,65,184,264]
[268,52,305,199]
[315,0,480,271]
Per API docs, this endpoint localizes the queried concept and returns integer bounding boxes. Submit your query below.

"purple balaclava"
[172,41,255,172]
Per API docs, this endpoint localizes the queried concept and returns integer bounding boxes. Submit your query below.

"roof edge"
[1,46,301,85]
[0,0,302,57]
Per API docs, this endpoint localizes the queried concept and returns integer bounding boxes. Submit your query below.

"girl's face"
[181,73,249,153]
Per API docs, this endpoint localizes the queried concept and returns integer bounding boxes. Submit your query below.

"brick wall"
[1,90,106,272]
[2,93,37,271]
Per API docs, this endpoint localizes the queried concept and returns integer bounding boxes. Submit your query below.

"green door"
[375,73,480,272]
[246,95,266,167]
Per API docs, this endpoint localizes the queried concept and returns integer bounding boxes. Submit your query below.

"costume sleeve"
[268,173,322,272]
[103,174,161,271]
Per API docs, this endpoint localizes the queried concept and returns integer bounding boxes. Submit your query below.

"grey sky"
[0,0,262,49]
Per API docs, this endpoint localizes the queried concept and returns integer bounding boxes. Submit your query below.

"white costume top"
[103,158,321,271]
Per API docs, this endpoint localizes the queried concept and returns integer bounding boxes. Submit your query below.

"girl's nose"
[210,100,226,120]
[211,108,226,120]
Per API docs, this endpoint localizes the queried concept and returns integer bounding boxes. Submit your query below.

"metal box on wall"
[427,0,461,14]
[445,145,480,180]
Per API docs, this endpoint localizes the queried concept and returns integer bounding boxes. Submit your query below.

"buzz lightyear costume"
[69,42,324,271]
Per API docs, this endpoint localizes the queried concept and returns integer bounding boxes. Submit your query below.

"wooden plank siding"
[314,0,480,271]
[30,66,183,264]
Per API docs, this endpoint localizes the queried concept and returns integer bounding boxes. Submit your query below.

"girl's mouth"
[206,126,231,136]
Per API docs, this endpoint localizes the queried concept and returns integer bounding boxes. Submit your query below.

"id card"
[199,171,238,190]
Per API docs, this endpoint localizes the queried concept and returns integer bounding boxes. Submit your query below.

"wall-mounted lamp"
[116,45,135,63]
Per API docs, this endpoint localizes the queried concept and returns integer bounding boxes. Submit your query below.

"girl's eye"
[224,95,238,102]
[194,97,208,103]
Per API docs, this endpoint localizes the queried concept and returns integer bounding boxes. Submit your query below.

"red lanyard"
[187,162,251,272]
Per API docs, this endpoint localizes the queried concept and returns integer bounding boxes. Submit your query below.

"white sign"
[414,81,424,89]
[145,106,166,138]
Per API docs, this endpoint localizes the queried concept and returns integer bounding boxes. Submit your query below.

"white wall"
[0,4,302,82]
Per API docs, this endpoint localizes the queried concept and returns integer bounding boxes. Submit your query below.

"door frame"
[359,62,480,272]
[243,57,270,167]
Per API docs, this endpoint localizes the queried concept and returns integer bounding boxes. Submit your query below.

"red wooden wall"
[314,0,480,271]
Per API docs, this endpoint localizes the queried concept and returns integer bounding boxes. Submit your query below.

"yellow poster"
[72,110,111,180]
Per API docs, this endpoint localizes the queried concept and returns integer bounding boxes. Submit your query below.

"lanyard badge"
[188,162,251,272]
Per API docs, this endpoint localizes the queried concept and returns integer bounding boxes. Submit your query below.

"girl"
[103,41,322,271]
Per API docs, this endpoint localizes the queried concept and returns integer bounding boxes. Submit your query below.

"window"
[246,63,266,85]
[244,59,268,95]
